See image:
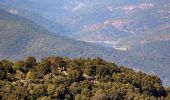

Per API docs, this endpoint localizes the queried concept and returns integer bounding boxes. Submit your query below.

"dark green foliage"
[67,69,83,82]
[25,57,37,68]
[35,60,51,78]
[166,87,170,100]
[0,56,169,99]
[84,65,96,77]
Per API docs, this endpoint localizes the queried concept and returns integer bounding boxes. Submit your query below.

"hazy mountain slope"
[1,0,170,46]
[127,40,170,86]
[119,24,170,46]
[0,4,72,36]
[0,8,123,62]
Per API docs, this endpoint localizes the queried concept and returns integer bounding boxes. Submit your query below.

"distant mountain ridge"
[1,0,170,48]
[0,8,122,61]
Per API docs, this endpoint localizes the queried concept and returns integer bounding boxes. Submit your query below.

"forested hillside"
[0,56,169,100]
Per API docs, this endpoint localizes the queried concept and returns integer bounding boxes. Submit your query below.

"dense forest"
[0,56,169,100]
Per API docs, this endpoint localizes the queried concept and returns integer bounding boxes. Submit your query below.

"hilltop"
[0,56,169,99]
